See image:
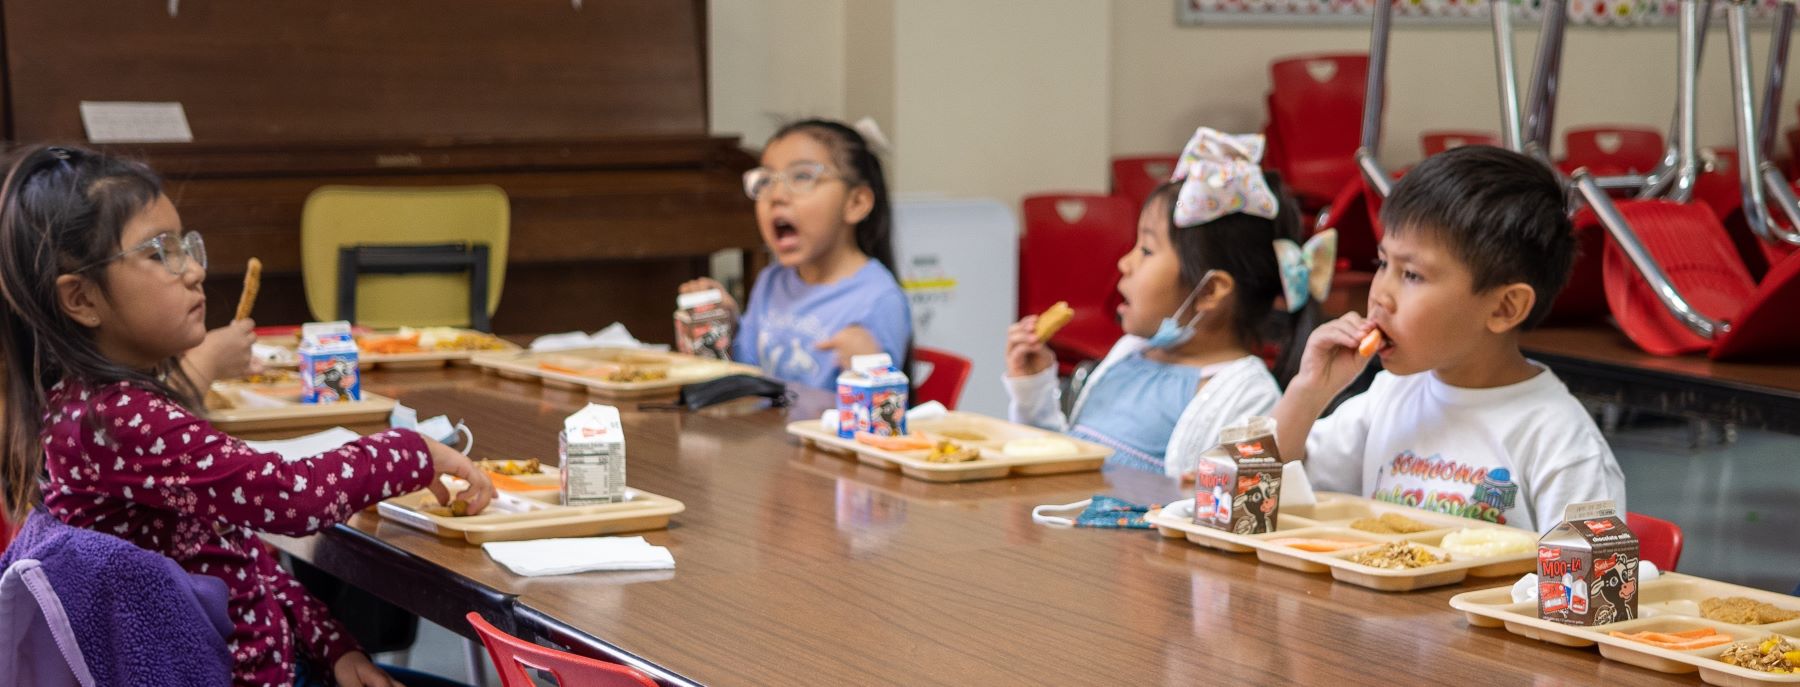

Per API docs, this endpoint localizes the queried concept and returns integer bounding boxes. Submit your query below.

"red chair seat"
[1111,156,1176,210]
[467,612,657,687]
[1711,247,1800,361]
[1626,512,1684,572]
[912,346,972,410]
[1020,194,1134,374]
[1268,54,1370,210]
[1601,201,1755,356]
[1564,126,1665,175]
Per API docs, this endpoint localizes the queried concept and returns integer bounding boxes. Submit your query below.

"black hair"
[1,144,185,522]
[1380,145,1574,330]
[768,119,896,275]
[1149,171,1316,383]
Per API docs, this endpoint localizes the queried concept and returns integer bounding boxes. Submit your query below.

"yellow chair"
[300,185,509,330]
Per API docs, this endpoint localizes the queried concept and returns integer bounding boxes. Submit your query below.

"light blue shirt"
[1068,351,1208,474]
[734,261,912,391]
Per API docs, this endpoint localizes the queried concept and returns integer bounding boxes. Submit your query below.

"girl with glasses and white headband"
[680,118,912,391]
[0,144,494,687]
[1005,128,1323,480]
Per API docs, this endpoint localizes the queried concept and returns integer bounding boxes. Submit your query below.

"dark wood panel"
[2,0,707,143]
[271,371,1695,687]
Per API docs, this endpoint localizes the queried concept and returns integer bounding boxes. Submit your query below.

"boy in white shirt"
[1270,146,1625,532]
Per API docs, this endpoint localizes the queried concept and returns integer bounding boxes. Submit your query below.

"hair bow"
[1169,127,1279,228]
[1273,229,1337,313]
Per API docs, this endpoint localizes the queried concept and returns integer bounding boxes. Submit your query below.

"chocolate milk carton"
[1194,416,1284,535]
[298,321,360,404]
[674,289,735,360]
[560,403,628,505]
[1538,499,1638,626]
[834,354,908,439]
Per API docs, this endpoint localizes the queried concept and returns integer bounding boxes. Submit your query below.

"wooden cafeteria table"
[269,367,1689,686]
[1522,325,1800,434]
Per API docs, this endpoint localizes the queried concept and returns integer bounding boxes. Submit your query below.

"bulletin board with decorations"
[1179,0,1790,26]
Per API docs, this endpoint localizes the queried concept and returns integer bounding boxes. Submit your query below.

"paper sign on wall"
[78,101,194,143]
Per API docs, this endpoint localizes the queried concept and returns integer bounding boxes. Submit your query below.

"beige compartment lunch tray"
[786,411,1109,483]
[1450,573,1800,684]
[470,347,761,399]
[378,468,685,544]
[260,328,519,370]
[205,380,396,436]
[1145,492,1538,592]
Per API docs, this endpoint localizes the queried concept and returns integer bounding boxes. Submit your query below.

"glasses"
[77,231,207,276]
[743,162,841,200]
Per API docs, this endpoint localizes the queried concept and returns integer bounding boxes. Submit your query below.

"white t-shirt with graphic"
[1302,363,1625,533]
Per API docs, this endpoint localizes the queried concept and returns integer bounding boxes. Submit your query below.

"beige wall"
[711,2,1800,202]
[1111,0,1800,166]
[708,0,847,149]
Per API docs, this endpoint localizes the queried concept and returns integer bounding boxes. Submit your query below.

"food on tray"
[1701,597,1800,625]
[480,458,542,476]
[359,333,426,355]
[923,440,980,463]
[1346,541,1447,569]
[1002,436,1080,459]
[854,432,935,452]
[1265,537,1368,553]
[1358,328,1385,357]
[1439,527,1535,558]
[931,428,988,442]
[539,360,670,383]
[239,369,301,385]
[1719,635,1800,673]
[235,257,261,321]
[355,328,509,355]
[1607,627,1735,651]
[1034,301,1074,343]
[1348,512,1433,534]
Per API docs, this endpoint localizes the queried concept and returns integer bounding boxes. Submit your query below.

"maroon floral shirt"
[39,378,434,687]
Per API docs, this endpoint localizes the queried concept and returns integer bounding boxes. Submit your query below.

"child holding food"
[679,118,911,391]
[0,145,496,686]
[1269,146,1626,532]
[1005,128,1310,478]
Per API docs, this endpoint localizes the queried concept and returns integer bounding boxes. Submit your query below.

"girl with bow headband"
[1005,127,1323,480]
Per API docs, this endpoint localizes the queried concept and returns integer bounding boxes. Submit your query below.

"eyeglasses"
[742,162,841,200]
[76,231,207,276]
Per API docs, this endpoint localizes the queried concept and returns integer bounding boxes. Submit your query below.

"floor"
[384,410,1800,685]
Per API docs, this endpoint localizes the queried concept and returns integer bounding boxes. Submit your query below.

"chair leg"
[464,638,490,687]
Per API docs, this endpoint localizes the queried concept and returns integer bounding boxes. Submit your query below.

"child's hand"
[333,652,399,687]
[181,319,263,387]
[1292,312,1377,397]
[815,325,881,370]
[1005,316,1055,378]
[679,277,740,314]
[424,437,496,516]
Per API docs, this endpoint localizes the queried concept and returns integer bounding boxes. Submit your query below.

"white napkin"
[528,323,672,353]
[906,401,948,423]
[1509,561,1661,604]
[482,536,675,577]
[245,427,360,463]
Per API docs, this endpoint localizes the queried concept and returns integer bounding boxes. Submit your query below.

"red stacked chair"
[1562,126,1665,176]
[1267,54,1370,211]
[1020,194,1136,374]
[1626,512,1684,572]
[467,612,657,687]
[1110,156,1176,210]
[1420,130,1500,157]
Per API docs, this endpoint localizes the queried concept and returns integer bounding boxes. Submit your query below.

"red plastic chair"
[1268,54,1370,209]
[0,512,12,555]
[466,612,657,687]
[1562,126,1666,176]
[1420,130,1499,157]
[1626,512,1684,572]
[1110,156,1176,210]
[912,347,971,410]
[1020,194,1135,374]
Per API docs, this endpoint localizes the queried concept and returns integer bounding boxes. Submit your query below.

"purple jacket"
[0,509,232,687]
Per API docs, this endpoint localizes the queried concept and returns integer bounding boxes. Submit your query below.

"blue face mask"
[1145,270,1221,349]
[1032,494,1160,529]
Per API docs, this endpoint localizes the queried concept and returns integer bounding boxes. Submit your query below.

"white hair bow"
[1169,127,1279,228]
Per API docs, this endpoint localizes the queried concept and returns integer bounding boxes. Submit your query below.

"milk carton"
[1538,499,1638,626]
[1193,416,1284,535]
[673,289,736,360]
[559,403,628,505]
[297,321,360,404]
[834,354,908,439]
